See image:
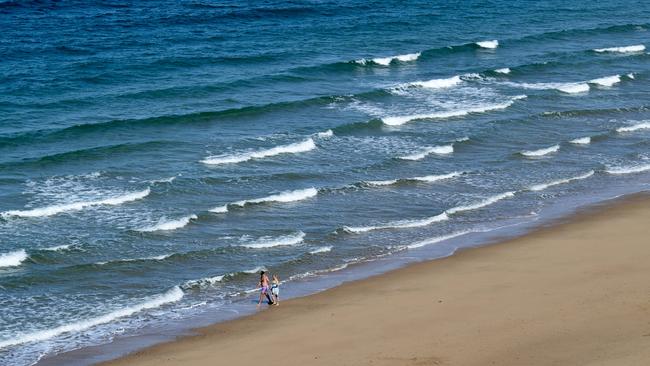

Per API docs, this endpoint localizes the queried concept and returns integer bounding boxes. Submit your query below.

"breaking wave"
[407,230,471,249]
[445,192,516,215]
[381,96,525,125]
[211,188,318,213]
[0,249,29,268]
[520,145,560,157]
[617,122,650,132]
[569,137,591,145]
[239,231,306,249]
[1,188,150,218]
[0,286,184,349]
[355,52,421,66]
[309,246,332,254]
[528,171,595,192]
[201,138,316,165]
[136,214,197,232]
[398,145,454,160]
[605,163,650,175]
[363,172,461,187]
[593,44,646,53]
[476,40,499,49]
[342,213,448,233]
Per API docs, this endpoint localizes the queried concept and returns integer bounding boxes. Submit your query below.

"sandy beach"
[103,195,650,366]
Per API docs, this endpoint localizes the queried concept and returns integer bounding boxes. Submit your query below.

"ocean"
[1,0,650,364]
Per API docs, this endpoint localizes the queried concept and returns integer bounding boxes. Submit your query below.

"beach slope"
[104,196,650,366]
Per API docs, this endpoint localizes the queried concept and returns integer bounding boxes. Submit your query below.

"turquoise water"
[1,1,650,364]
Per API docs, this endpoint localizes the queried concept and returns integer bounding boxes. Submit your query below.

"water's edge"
[36,185,649,366]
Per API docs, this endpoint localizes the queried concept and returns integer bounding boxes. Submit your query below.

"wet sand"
[103,195,650,366]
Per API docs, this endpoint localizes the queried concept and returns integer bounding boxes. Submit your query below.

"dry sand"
[103,195,650,366]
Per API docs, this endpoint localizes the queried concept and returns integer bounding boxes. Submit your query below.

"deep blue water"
[1,1,650,364]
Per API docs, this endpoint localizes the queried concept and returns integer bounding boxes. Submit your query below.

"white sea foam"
[243,266,266,274]
[589,75,621,87]
[446,192,516,215]
[511,81,590,94]
[382,96,525,126]
[309,246,333,254]
[240,231,305,249]
[403,75,462,89]
[476,40,499,49]
[1,188,150,218]
[343,213,448,233]
[365,172,461,186]
[315,130,334,138]
[361,52,421,66]
[494,67,511,74]
[627,73,635,79]
[0,286,184,349]
[183,275,225,289]
[398,145,454,160]
[407,230,471,249]
[569,137,591,145]
[0,249,28,268]
[521,145,560,157]
[593,45,645,53]
[209,205,229,213]
[151,176,176,184]
[231,188,318,208]
[95,254,172,265]
[616,122,650,132]
[528,171,595,192]
[42,244,73,251]
[137,214,197,232]
[605,163,650,175]
[201,138,316,165]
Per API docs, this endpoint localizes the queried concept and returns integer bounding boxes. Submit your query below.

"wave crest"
[201,138,315,165]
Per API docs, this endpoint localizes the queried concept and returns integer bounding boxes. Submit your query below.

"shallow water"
[1,1,650,364]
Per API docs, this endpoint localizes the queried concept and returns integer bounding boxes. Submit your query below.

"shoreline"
[95,193,650,366]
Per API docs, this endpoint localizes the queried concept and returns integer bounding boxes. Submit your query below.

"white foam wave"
[231,188,318,208]
[382,96,525,125]
[151,176,176,184]
[364,179,398,186]
[309,246,333,254]
[593,45,645,53]
[315,130,333,138]
[1,188,150,218]
[494,67,511,74]
[183,275,225,288]
[617,122,650,132]
[365,172,461,187]
[605,163,650,175]
[512,81,590,94]
[407,230,471,249]
[403,75,462,89]
[589,75,621,87]
[0,249,28,268]
[343,213,448,233]
[627,73,635,79]
[569,137,591,145]
[528,171,595,192]
[137,214,197,232]
[243,266,266,274]
[374,52,421,65]
[446,192,516,215]
[240,231,305,249]
[521,145,560,157]
[96,254,172,265]
[476,40,499,49]
[398,145,454,160]
[42,244,73,251]
[0,286,184,349]
[201,138,316,165]
[209,205,229,213]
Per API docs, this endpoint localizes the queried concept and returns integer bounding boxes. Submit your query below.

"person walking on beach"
[271,274,280,306]
[258,270,274,306]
